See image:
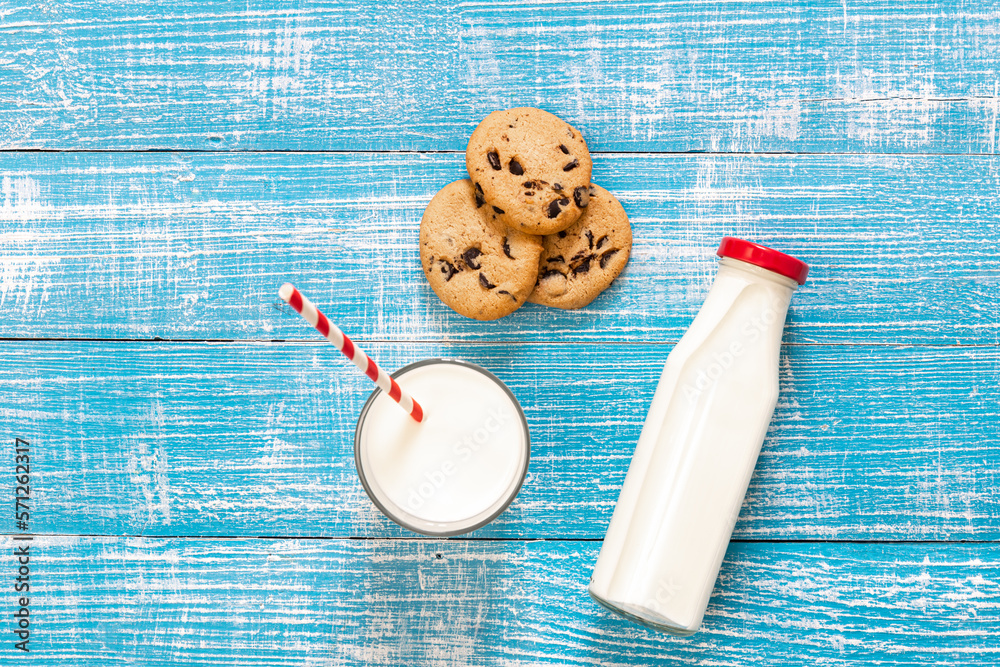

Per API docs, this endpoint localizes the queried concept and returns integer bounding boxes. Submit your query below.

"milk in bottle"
[589,237,809,635]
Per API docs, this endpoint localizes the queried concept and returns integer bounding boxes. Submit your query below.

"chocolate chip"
[553,183,563,191]
[557,230,567,238]
[571,250,587,262]
[572,255,594,275]
[573,186,590,208]
[479,273,496,289]
[525,191,534,197]
[487,151,501,170]
[539,268,565,280]
[509,159,524,175]
[547,255,565,263]
[559,144,570,154]
[503,237,514,259]
[585,230,594,249]
[474,186,485,208]
[440,260,458,281]
[522,180,534,188]
[492,205,505,215]
[599,249,619,269]
[563,159,579,172]
[546,197,569,219]
[462,247,482,270]
[596,234,609,249]
[497,289,516,301]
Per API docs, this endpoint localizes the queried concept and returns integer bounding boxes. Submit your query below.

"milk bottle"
[589,237,809,635]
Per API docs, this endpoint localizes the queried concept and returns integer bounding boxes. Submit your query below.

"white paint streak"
[0,175,60,310]
[989,80,998,155]
[126,400,173,526]
[752,99,801,142]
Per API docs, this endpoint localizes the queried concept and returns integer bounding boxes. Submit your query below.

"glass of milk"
[354,359,530,536]
[589,237,809,635]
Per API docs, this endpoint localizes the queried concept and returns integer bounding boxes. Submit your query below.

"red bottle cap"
[716,237,809,285]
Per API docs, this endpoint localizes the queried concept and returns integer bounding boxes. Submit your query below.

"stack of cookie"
[420,108,632,320]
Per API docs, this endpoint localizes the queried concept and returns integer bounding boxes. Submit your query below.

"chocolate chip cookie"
[466,107,592,236]
[420,179,543,320]
[528,184,631,309]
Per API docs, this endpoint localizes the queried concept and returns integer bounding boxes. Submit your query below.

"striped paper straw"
[278,283,424,423]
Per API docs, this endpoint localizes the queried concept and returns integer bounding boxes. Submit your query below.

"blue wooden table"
[1,2,999,664]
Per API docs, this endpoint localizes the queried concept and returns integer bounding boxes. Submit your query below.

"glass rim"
[354,358,531,537]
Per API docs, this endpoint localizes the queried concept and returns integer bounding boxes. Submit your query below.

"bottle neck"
[701,257,796,351]
[718,257,800,292]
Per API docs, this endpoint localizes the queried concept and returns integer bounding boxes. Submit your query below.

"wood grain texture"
[2,2,998,661]
[2,341,996,540]
[1,151,997,344]
[4,535,998,666]
[1,1,999,153]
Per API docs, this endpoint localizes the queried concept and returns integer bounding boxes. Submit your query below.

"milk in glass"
[355,359,530,536]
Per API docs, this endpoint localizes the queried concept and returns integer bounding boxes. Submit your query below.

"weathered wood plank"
[2,341,996,540]
[1,152,997,344]
[3,536,997,665]
[1,1,999,153]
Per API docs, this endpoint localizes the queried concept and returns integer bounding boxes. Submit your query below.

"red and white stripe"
[279,283,424,423]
